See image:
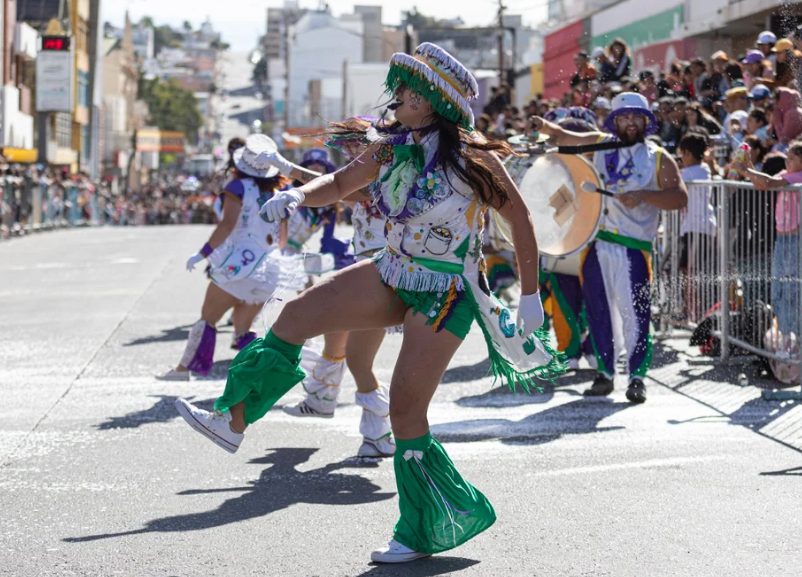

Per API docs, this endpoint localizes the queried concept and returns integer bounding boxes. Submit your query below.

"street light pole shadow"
[357,557,480,576]
[63,447,394,543]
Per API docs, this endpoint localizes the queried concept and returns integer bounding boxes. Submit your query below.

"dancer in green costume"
[175,42,563,564]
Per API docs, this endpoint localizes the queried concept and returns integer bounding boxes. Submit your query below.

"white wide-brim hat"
[603,92,658,135]
[233,134,280,178]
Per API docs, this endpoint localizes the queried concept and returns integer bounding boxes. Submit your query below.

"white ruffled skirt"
[208,240,306,305]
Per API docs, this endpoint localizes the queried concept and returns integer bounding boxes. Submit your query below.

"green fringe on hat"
[385,62,473,130]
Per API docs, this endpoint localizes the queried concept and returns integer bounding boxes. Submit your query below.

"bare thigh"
[200,282,238,325]
[389,310,464,439]
[272,260,407,343]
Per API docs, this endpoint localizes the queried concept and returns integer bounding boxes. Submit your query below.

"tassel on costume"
[214,330,306,424]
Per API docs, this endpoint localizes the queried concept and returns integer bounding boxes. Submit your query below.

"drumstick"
[581,181,615,197]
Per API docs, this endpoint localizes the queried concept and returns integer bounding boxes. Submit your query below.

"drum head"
[509,153,602,257]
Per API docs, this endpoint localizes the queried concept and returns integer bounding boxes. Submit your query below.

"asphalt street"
[1,226,800,577]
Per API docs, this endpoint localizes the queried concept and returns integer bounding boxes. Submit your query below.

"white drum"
[504,152,603,258]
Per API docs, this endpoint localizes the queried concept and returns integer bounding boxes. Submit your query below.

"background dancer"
[175,42,563,563]
[257,120,395,458]
[530,92,687,403]
[159,135,293,381]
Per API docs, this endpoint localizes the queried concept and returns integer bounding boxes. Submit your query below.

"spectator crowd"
[479,27,802,175]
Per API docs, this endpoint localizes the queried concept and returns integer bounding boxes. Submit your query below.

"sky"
[103,0,548,52]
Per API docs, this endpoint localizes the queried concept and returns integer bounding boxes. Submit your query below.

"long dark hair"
[224,137,246,176]
[327,114,515,207]
[432,115,515,208]
[382,117,516,207]
[232,169,290,192]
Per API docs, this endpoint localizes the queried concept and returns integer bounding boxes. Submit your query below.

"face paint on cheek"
[409,92,422,111]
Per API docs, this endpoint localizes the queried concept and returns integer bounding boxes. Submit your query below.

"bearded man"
[530,92,687,403]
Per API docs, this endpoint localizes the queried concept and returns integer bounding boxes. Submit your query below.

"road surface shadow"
[442,357,491,384]
[444,339,679,388]
[433,399,630,445]
[357,557,480,576]
[123,325,192,346]
[456,369,602,408]
[760,465,802,476]
[96,395,215,430]
[653,331,802,454]
[63,448,393,543]
[124,324,235,347]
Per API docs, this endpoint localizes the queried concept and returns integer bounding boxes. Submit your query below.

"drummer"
[530,92,687,403]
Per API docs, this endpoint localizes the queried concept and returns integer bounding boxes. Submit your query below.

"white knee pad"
[355,386,391,441]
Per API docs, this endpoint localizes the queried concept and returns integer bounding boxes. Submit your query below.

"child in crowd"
[744,141,802,338]
[746,108,771,145]
[677,132,717,318]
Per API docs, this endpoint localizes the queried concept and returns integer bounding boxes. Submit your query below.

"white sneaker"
[157,368,190,381]
[370,539,429,564]
[174,399,243,453]
[357,435,396,458]
[282,400,334,418]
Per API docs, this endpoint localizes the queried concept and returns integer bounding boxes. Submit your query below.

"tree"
[139,78,203,144]
[403,7,437,29]
[252,57,267,87]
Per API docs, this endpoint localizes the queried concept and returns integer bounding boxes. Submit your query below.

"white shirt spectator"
[680,162,717,236]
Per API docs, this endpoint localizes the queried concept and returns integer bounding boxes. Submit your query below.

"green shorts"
[394,285,474,340]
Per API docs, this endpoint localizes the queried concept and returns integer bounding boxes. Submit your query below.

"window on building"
[78,71,89,108]
[55,113,71,148]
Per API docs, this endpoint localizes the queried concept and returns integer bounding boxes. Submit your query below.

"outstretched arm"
[296,142,383,207]
[529,115,605,148]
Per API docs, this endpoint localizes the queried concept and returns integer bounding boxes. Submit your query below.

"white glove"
[185,253,205,271]
[517,291,544,335]
[256,150,294,176]
[259,188,305,222]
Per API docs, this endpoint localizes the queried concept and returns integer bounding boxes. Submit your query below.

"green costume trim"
[214,330,305,424]
[393,433,496,554]
[395,286,474,339]
[547,272,582,359]
[631,332,653,378]
[411,255,464,275]
[596,229,653,252]
[385,64,473,129]
[463,283,566,393]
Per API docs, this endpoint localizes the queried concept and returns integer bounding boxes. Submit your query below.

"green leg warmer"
[393,433,496,554]
[214,330,305,425]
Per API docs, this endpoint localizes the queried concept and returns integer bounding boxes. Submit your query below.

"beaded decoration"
[386,42,478,130]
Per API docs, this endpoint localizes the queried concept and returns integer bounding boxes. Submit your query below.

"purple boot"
[180,320,217,376]
[231,331,258,351]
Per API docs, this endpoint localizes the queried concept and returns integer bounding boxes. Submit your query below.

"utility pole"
[497,0,505,89]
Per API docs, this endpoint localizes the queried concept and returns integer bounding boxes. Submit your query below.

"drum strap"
[596,229,652,252]
[557,140,643,155]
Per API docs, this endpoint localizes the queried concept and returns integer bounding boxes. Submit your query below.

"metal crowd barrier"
[656,179,802,397]
[1,175,99,237]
